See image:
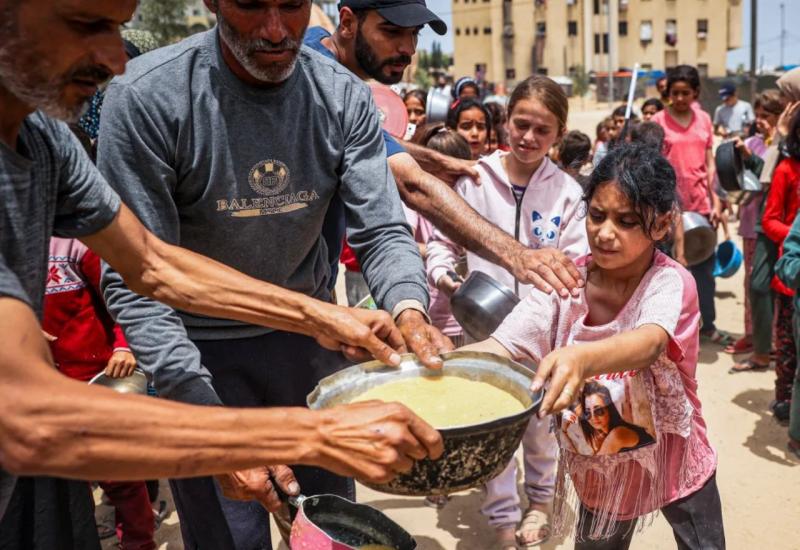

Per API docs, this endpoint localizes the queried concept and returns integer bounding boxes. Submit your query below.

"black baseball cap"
[339,0,448,35]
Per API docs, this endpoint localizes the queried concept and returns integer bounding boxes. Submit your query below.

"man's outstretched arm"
[0,297,442,483]
[84,204,406,365]
[389,153,583,296]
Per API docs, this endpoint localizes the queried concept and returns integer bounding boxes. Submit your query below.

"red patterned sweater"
[43,238,129,382]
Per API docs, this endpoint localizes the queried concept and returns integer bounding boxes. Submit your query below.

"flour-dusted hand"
[396,309,454,369]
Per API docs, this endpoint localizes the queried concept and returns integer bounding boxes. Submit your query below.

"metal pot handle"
[271,474,306,521]
[446,270,465,284]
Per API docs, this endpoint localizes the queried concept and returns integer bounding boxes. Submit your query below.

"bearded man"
[97,0,452,548]
[306,0,586,301]
[0,1,443,548]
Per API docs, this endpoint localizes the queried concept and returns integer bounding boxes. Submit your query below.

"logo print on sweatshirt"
[249,159,290,197]
[531,211,561,248]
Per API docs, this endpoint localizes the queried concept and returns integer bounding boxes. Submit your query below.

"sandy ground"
[98,225,800,550]
[98,106,800,549]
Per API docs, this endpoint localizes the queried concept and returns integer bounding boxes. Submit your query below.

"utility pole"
[780,2,786,68]
[750,0,757,103]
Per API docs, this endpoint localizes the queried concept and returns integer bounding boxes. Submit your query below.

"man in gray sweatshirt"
[98,1,449,548]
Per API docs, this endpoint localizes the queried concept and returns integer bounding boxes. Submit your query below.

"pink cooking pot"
[280,492,416,550]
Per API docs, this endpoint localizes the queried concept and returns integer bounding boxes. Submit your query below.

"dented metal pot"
[307,351,542,496]
[285,493,415,550]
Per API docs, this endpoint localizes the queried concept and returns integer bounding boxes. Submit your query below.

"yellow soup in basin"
[351,376,525,428]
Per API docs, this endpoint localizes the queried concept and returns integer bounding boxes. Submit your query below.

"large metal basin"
[307,351,541,496]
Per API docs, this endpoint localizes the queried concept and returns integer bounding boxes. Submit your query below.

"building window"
[665,19,677,46]
[536,22,546,37]
[594,33,609,54]
[465,27,471,35]
[506,68,516,80]
[568,21,578,36]
[483,27,492,34]
[456,27,461,36]
[619,21,628,36]
[473,26,479,34]
[698,63,709,77]
[536,67,548,75]
[593,0,600,15]
[697,19,708,38]
[640,20,653,42]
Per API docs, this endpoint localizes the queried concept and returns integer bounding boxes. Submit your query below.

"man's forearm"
[83,206,326,339]
[402,140,451,175]
[0,299,321,480]
[390,154,522,273]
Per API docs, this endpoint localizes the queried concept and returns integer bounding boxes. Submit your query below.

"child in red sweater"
[43,237,155,550]
[762,111,800,421]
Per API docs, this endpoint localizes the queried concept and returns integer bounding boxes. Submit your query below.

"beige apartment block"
[452,0,744,86]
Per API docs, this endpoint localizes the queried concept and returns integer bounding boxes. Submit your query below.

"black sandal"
[729,358,770,374]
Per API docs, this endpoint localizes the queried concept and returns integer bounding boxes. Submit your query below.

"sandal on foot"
[729,358,770,374]
[700,329,735,346]
[516,507,551,548]
[723,337,753,355]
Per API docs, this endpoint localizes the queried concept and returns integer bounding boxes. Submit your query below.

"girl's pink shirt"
[401,204,462,336]
[653,108,714,216]
[493,251,717,518]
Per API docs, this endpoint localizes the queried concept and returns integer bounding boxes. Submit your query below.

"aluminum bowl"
[450,271,520,341]
[681,211,717,266]
[307,351,542,496]
[88,369,148,395]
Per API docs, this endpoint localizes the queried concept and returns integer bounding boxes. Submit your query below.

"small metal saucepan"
[277,489,415,550]
[681,211,718,267]
[449,271,520,341]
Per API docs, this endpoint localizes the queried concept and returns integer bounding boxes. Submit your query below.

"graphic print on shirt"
[215,159,320,218]
[45,256,87,295]
[530,211,561,248]
[558,370,656,456]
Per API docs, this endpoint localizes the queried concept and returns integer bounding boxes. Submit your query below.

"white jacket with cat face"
[426,150,589,298]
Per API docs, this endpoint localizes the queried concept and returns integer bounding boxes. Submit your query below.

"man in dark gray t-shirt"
[0,0,442,543]
[97,1,452,546]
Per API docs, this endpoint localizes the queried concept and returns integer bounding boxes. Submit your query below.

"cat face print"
[531,211,561,248]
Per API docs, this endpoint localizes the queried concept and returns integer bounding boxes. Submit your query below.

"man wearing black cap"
[714,82,754,138]
[305,0,585,301]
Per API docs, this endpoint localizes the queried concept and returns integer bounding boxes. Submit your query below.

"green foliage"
[137,0,190,45]
[431,41,443,69]
[415,67,433,89]
[572,64,590,98]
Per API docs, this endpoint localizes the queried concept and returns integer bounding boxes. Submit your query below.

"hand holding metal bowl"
[88,368,148,395]
[307,351,542,496]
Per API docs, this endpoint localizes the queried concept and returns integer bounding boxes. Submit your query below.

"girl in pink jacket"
[427,76,588,549]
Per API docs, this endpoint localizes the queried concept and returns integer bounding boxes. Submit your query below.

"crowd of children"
[35,54,800,548]
[393,65,800,548]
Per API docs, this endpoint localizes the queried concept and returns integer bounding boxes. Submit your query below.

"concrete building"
[452,0,743,86]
